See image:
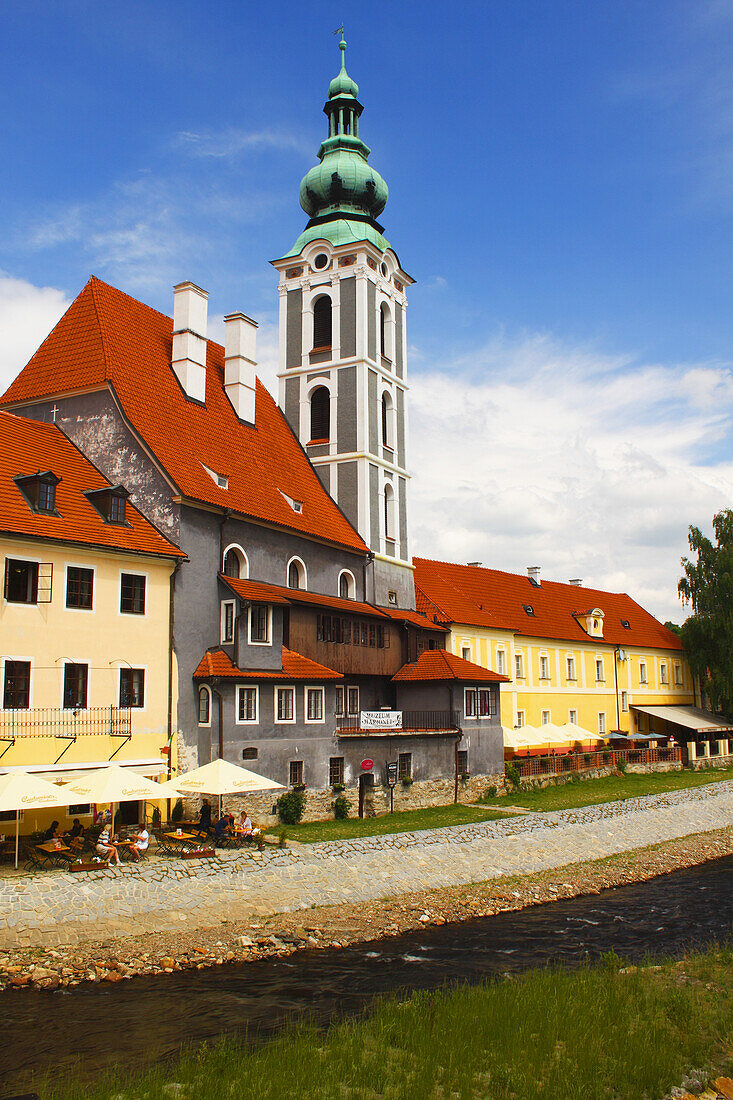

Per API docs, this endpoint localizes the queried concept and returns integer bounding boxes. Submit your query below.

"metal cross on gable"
[50,403,59,422]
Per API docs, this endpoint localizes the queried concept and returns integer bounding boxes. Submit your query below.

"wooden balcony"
[0,707,132,763]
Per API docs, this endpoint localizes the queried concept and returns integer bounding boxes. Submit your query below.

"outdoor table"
[35,841,73,868]
[37,841,70,853]
[164,831,200,851]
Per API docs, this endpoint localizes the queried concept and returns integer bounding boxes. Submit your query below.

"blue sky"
[0,0,731,619]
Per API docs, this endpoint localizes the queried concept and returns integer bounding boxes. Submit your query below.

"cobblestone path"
[2,781,732,948]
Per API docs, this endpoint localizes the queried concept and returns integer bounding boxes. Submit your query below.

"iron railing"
[510,746,682,778]
[336,710,461,735]
[0,706,131,739]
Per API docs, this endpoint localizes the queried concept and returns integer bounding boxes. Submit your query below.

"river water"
[3,855,733,1095]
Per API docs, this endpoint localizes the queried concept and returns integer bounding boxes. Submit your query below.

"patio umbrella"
[0,771,71,868]
[161,758,284,819]
[66,764,164,836]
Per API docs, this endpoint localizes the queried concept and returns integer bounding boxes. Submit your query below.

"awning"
[631,705,733,734]
[0,759,168,780]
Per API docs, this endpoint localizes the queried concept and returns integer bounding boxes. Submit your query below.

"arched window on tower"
[310,387,330,442]
[380,302,392,360]
[384,482,395,543]
[312,295,332,351]
[381,392,393,450]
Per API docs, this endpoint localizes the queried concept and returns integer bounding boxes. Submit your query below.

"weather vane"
[333,24,345,41]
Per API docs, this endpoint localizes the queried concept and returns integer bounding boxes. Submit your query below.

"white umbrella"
[66,764,164,835]
[0,772,71,868]
[162,758,284,820]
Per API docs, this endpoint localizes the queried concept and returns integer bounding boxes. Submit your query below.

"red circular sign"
[361,759,374,770]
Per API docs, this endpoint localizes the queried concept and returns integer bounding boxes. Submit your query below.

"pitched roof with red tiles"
[0,410,183,559]
[392,649,509,683]
[193,646,342,680]
[413,558,683,651]
[1,277,367,555]
[378,606,449,631]
[221,575,390,620]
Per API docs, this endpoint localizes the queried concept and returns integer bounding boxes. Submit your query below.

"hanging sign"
[360,711,402,729]
[361,759,374,771]
[386,761,399,787]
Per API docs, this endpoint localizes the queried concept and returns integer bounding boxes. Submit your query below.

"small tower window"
[312,295,332,350]
[381,392,393,449]
[223,550,240,578]
[313,253,329,270]
[380,302,392,360]
[384,482,395,542]
[310,387,330,442]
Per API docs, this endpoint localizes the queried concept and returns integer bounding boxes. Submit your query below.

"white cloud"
[176,128,312,159]
[408,333,733,623]
[0,273,70,397]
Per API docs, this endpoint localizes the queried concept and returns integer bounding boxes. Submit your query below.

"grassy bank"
[268,802,510,844]
[44,945,733,1100]
[501,765,733,813]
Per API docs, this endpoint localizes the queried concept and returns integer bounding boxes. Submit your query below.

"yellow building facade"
[0,411,183,834]
[414,558,693,740]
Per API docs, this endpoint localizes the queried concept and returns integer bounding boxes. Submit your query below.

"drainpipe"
[613,647,621,734]
[450,684,462,803]
[211,684,224,761]
[363,550,375,604]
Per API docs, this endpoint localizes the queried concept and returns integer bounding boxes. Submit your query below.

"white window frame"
[639,660,647,685]
[118,569,148,618]
[286,556,307,591]
[541,709,551,726]
[335,685,345,717]
[64,562,95,614]
[478,688,494,719]
[221,543,249,579]
[598,712,607,734]
[462,646,471,661]
[236,685,259,725]
[221,600,236,644]
[496,649,506,676]
[1,654,34,710]
[620,691,628,713]
[515,653,524,679]
[337,569,356,600]
[197,685,212,727]
[660,662,668,685]
[464,688,477,719]
[674,661,682,686]
[566,655,576,681]
[118,664,147,711]
[539,654,550,680]
[568,709,577,725]
[516,710,525,728]
[346,685,359,716]
[305,685,325,724]
[595,657,605,682]
[274,685,296,724]
[248,604,273,646]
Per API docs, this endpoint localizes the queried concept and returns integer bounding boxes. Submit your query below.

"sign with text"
[360,759,374,771]
[386,761,398,787]
[360,710,402,729]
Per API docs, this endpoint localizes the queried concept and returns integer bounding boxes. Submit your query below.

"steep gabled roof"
[392,649,509,683]
[221,575,390,620]
[2,277,367,555]
[193,646,342,680]
[0,410,183,559]
[413,557,683,651]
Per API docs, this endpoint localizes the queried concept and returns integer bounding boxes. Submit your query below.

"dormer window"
[522,604,535,616]
[578,608,604,638]
[85,485,130,525]
[621,619,631,630]
[14,471,60,515]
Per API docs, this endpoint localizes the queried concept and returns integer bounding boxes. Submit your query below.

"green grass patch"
[267,802,510,844]
[42,944,733,1100]
[502,765,733,813]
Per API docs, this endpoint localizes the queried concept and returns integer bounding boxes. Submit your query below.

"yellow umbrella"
[162,758,284,821]
[0,771,70,868]
[66,764,163,836]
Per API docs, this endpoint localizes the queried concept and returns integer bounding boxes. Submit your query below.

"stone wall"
[176,772,506,826]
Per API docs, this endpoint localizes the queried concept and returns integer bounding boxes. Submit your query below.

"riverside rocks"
[0,825,730,994]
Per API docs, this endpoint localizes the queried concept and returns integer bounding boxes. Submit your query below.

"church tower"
[273,35,415,609]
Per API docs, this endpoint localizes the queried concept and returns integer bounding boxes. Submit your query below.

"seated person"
[42,820,61,842]
[127,824,149,861]
[96,824,120,866]
[238,810,253,836]
[65,818,85,850]
[197,798,212,835]
[213,814,232,843]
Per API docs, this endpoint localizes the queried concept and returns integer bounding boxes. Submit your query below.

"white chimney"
[569,578,583,587]
[527,565,541,587]
[172,282,208,403]
[224,312,258,424]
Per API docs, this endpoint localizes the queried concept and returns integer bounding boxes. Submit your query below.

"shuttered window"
[310,387,330,441]
[312,296,332,349]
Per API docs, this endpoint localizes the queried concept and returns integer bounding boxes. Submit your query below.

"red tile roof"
[221,575,390,619]
[0,410,183,559]
[392,649,509,683]
[1,277,367,555]
[378,606,449,631]
[193,646,342,680]
[413,558,683,651]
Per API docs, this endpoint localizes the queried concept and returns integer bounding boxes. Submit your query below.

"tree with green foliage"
[678,509,733,717]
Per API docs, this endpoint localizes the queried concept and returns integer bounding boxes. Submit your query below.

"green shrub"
[171,798,184,824]
[277,828,288,848]
[333,795,349,820]
[505,762,521,791]
[482,784,498,801]
[617,759,627,774]
[151,806,161,827]
[277,790,306,825]
[331,782,346,793]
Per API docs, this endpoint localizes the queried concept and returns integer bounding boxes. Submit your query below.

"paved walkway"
[2,781,732,949]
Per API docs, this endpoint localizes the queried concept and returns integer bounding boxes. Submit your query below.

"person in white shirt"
[96,825,120,866]
[129,824,149,861]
